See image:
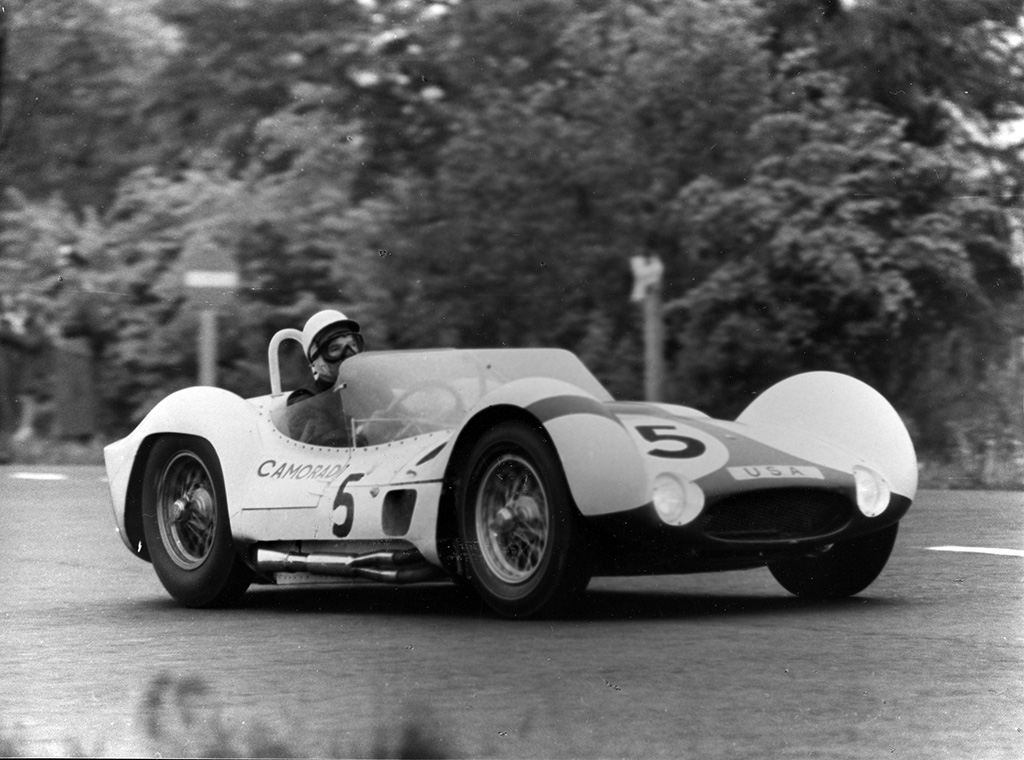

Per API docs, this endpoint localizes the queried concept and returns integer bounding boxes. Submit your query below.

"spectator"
[0,294,48,460]
[51,245,110,443]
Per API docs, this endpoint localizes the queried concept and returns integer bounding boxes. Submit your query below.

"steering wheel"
[385,380,464,416]
[366,380,465,441]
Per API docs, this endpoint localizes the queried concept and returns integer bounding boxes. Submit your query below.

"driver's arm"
[289,391,352,447]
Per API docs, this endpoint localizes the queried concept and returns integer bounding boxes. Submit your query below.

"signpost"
[630,255,665,402]
[183,253,238,387]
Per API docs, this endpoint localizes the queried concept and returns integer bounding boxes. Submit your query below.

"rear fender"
[737,372,917,500]
[105,387,265,555]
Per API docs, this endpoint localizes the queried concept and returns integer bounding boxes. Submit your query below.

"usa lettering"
[743,466,808,478]
[728,465,825,481]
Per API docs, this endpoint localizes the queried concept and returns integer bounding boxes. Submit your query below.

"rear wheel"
[768,523,899,599]
[456,421,592,618]
[141,435,253,607]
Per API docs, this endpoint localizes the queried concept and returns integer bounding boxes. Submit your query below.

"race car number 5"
[635,425,706,459]
[332,473,363,537]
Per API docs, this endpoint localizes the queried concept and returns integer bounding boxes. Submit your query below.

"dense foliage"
[1,0,1022,468]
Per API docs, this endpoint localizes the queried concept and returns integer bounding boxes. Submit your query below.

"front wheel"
[456,421,592,618]
[768,523,899,599]
[141,435,253,607]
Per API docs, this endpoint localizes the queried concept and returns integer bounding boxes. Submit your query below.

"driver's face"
[312,354,339,384]
[320,333,361,361]
[311,334,362,384]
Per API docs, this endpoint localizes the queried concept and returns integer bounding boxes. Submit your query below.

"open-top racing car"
[103,331,917,618]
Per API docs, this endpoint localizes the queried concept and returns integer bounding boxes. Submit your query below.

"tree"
[3,0,1020,457]
[665,68,1022,451]
[757,0,1024,201]
[0,0,172,211]
[146,0,457,196]
[381,0,773,384]
[86,95,405,426]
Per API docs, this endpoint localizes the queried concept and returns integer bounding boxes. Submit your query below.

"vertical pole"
[198,309,218,386]
[0,4,7,144]
[631,255,666,402]
[644,281,664,402]
[0,4,8,233]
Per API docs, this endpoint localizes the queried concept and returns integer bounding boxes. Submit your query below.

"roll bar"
[268,328,303,396]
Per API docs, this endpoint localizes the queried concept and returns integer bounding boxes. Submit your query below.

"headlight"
[652,474,704,526]
[853,465,891,517]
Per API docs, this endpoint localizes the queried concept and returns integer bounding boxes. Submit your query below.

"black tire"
[456,421,592,619]
[768,523,899,599]
[141,435,253,607]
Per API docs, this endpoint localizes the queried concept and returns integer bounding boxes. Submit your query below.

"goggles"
[311,332,364,363]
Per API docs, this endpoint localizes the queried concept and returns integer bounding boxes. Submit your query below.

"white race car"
[103,332,917,618]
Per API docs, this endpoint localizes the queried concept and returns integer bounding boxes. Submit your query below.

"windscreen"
[336,348,611,446]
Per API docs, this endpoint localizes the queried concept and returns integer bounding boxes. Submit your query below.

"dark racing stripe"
[607,401,704,421]
[527,395,620,425]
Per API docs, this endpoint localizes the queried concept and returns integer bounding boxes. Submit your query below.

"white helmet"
[300,309,361,362]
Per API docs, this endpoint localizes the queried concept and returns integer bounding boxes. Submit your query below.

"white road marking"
[9,472,68,481]
[927,545,1024,558]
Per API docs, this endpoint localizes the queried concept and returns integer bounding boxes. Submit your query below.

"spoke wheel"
[142,436,253,607]
[476,455,550,584]
[457,421,591,619]
[156,452,218,570]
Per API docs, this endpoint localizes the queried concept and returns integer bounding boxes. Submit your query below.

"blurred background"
[0,0,1022,485]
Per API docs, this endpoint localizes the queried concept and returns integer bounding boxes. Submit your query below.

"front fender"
[737,371,918,501]
[459,378,649,517]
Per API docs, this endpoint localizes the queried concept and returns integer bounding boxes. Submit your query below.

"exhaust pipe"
[255,547,445,584]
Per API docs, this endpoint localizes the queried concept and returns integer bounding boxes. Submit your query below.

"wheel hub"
[477,455,549,584]
[172,488,213,524]
[158,454,217,570]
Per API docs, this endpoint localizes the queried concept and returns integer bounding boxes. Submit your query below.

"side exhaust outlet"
[255,547,445,584]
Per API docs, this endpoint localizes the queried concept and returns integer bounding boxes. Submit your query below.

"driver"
[286,310,365,445]
[288,310,365,407]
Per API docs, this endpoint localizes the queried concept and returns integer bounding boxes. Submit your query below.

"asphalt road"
[0,465,1022,758]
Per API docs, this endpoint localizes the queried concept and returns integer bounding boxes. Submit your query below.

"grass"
[917,443,1024,491]
[1,673,457,758]
[918,457,1024,491]
[3,434,107,465]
